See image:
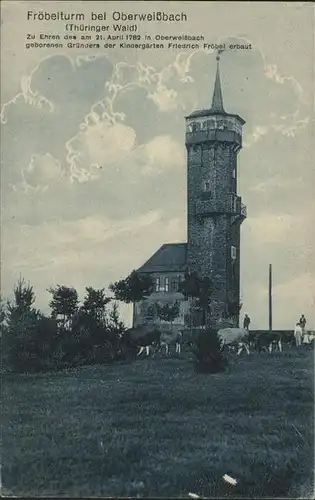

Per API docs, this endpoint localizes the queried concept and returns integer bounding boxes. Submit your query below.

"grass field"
[2,348,314,498]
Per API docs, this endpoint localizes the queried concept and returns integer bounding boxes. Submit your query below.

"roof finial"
[211,50,225,112]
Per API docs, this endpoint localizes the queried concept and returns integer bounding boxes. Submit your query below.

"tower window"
[204,181,210,191]
[232,168,236,179]
[231,246,237,260]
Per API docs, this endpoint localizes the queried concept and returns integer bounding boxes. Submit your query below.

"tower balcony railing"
[196,194,247,219]
[185,129,242,148]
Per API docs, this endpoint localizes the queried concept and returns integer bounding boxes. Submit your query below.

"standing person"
[299,314,307,335]
[294,322,302,347]
[243,313,251,331]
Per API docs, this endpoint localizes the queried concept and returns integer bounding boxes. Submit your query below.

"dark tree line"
[1,279,127,373]
[1,269,238,374]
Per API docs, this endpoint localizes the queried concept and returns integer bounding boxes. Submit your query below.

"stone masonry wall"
[187,139,242,326]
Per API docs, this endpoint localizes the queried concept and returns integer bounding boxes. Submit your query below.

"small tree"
[82,287,111,323]
[193,328,228,374]
[4,278,53,373]
[109,270,153,304]
[9,277,35,315]
[109,270,153,326]
[179,272,214,328]
[107,302,125,336]
[156,301,180,331]
[48,285,79,329]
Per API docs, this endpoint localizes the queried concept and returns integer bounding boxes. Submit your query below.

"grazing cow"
[217,327,250,355]
[123,325,185,358]
[159,330,183,356]
[123,326,161,358]
[137,344,154,356]
[255,332,283,353]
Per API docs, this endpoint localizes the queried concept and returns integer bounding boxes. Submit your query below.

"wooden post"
[269,264,272,333]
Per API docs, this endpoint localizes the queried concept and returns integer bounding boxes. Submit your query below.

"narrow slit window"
[231,246,237,260]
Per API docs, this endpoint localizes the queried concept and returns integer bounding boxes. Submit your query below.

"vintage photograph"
[1,1,314,497]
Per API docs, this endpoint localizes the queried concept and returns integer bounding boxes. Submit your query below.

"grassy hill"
[2,348,314,498]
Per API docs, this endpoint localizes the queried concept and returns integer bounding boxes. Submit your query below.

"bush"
[193,328,228,374]
[3,311,59,373]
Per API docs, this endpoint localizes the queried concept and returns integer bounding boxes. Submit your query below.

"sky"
[1,1,314,329]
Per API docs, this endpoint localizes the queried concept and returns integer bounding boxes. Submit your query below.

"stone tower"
[185,55,247,327]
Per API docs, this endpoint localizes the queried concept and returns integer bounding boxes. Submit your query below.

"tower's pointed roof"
[186,52,245,123]
[211,54,225,112]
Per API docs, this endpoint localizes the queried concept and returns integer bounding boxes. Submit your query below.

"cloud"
[1,71,54,125]
[274,273,315,317]
[22,153,64,192]
[149,84,178,112]
[250,174,305,194]
[243,125,268,148]
[138,135,185,175]
[66,120,137,182]
[66,99,184,182]
[244,210,314,263]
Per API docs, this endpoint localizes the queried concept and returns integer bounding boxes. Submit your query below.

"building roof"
[186,109,245,124]
[137,243,188,273]
[185,54,245,125]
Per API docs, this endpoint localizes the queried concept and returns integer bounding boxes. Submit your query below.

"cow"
[122,326,161,358]
[137,344,155,356]
[217,327,250,355]
[124,325,184,358]
[159,330,183,356]
[254,332,283,353]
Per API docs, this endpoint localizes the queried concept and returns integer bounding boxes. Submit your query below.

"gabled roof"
[137,243,187,273]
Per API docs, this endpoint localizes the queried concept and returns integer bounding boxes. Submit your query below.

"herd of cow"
[121,325,313,359]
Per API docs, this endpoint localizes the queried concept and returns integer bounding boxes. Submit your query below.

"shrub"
[193,328,228,374]
[3,311,58,373]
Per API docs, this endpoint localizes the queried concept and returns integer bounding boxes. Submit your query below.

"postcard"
[1,1,314,498]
